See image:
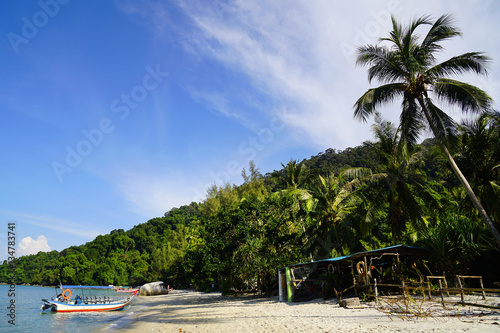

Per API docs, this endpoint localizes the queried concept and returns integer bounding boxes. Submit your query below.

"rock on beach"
[139,281,169,296]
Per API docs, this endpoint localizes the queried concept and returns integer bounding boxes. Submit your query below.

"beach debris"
[338,297,362,308]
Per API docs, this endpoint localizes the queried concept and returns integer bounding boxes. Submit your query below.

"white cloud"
[173,0,500,149]
[18,235,51,256]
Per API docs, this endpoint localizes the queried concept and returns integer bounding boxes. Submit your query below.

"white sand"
[121,290,500,332]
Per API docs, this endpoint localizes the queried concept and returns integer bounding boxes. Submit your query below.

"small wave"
[100,311,138,331]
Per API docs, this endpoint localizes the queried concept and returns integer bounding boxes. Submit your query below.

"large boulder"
[140,281,169,296]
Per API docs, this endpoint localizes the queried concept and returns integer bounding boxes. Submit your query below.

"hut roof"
[285,244,426,269]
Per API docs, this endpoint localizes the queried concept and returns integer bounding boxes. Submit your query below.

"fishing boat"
[41,285,137,312]
[114,286,140,294]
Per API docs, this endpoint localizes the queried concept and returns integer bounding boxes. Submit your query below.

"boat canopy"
[59,285,115,289]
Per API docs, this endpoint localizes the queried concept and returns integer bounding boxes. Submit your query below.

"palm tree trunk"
[417,97,500,248]
[440,145,500,247]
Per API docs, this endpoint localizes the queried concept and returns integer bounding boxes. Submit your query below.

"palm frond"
[372,116,399,153]
[421,14,461,55]
[407,15,433,37]
[356,45,407,83]
[368,172,388,183]
[353,83,404,121]
[341,167,372,180]
[422,97,458,147]
[402,15,432,58]
[381,16,405,51]
[427,52,490,78]
[399,97,423,149]
[407,150,424,166]
[433,78,493,113]
[491,181,500,196]
[397,181,425,229]
[381,15,432,74]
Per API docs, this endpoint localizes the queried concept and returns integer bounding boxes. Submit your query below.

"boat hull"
[41,285,136,313]
[42,298,132,312]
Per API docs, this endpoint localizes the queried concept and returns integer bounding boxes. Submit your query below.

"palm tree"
[280,159,309,190]
[363,114,431,241]
[353,14,500,246]
[275,159,315,228]
[309,169,368,256]
[273,159,315,260]
[271,159,313,211]
[456,111,500,225]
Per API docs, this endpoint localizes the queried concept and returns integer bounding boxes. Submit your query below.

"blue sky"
[1,0,499,259]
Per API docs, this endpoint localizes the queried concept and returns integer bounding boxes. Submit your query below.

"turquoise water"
[0,285,139,332]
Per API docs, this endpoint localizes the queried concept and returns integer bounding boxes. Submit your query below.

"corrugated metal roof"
[284,244,426,269]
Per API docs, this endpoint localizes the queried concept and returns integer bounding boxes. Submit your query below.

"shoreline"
[114,290,500,332]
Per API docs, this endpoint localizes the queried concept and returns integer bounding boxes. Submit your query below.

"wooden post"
[374,278,379,305]
[278,270,283,302]
[351,262,358,296]
[457,276,464,304]
[427,277,431,300]
[364,256,369,286]
[479,277,486,300]
[438,280,444,305]
[443,277,449,296]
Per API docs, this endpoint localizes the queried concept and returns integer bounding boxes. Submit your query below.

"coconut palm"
[456,111,500,225]
[308,168,369,256]
[363,114,431,241]
[280,159,309,190]
[353,14,500,246]
[271,159,313,212]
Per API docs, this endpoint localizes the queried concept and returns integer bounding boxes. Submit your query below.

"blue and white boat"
[41,285,137,313]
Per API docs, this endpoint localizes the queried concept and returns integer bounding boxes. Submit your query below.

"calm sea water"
[0,285,140,333]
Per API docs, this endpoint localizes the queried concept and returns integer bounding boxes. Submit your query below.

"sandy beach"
[120,290,500,332]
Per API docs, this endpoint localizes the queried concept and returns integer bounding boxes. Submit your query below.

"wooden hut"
[279,245,427,302]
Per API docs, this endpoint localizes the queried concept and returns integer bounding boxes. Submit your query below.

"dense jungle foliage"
[2,111,499,292]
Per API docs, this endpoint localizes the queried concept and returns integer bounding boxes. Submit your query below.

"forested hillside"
[1,204,201,287]
[2,112,499,293]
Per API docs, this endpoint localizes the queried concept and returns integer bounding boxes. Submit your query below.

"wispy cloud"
[115,0,174,38]
[111,169,203,217]
[189,89,248,122]
[171,0,378,148]
[2,211,103,239]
